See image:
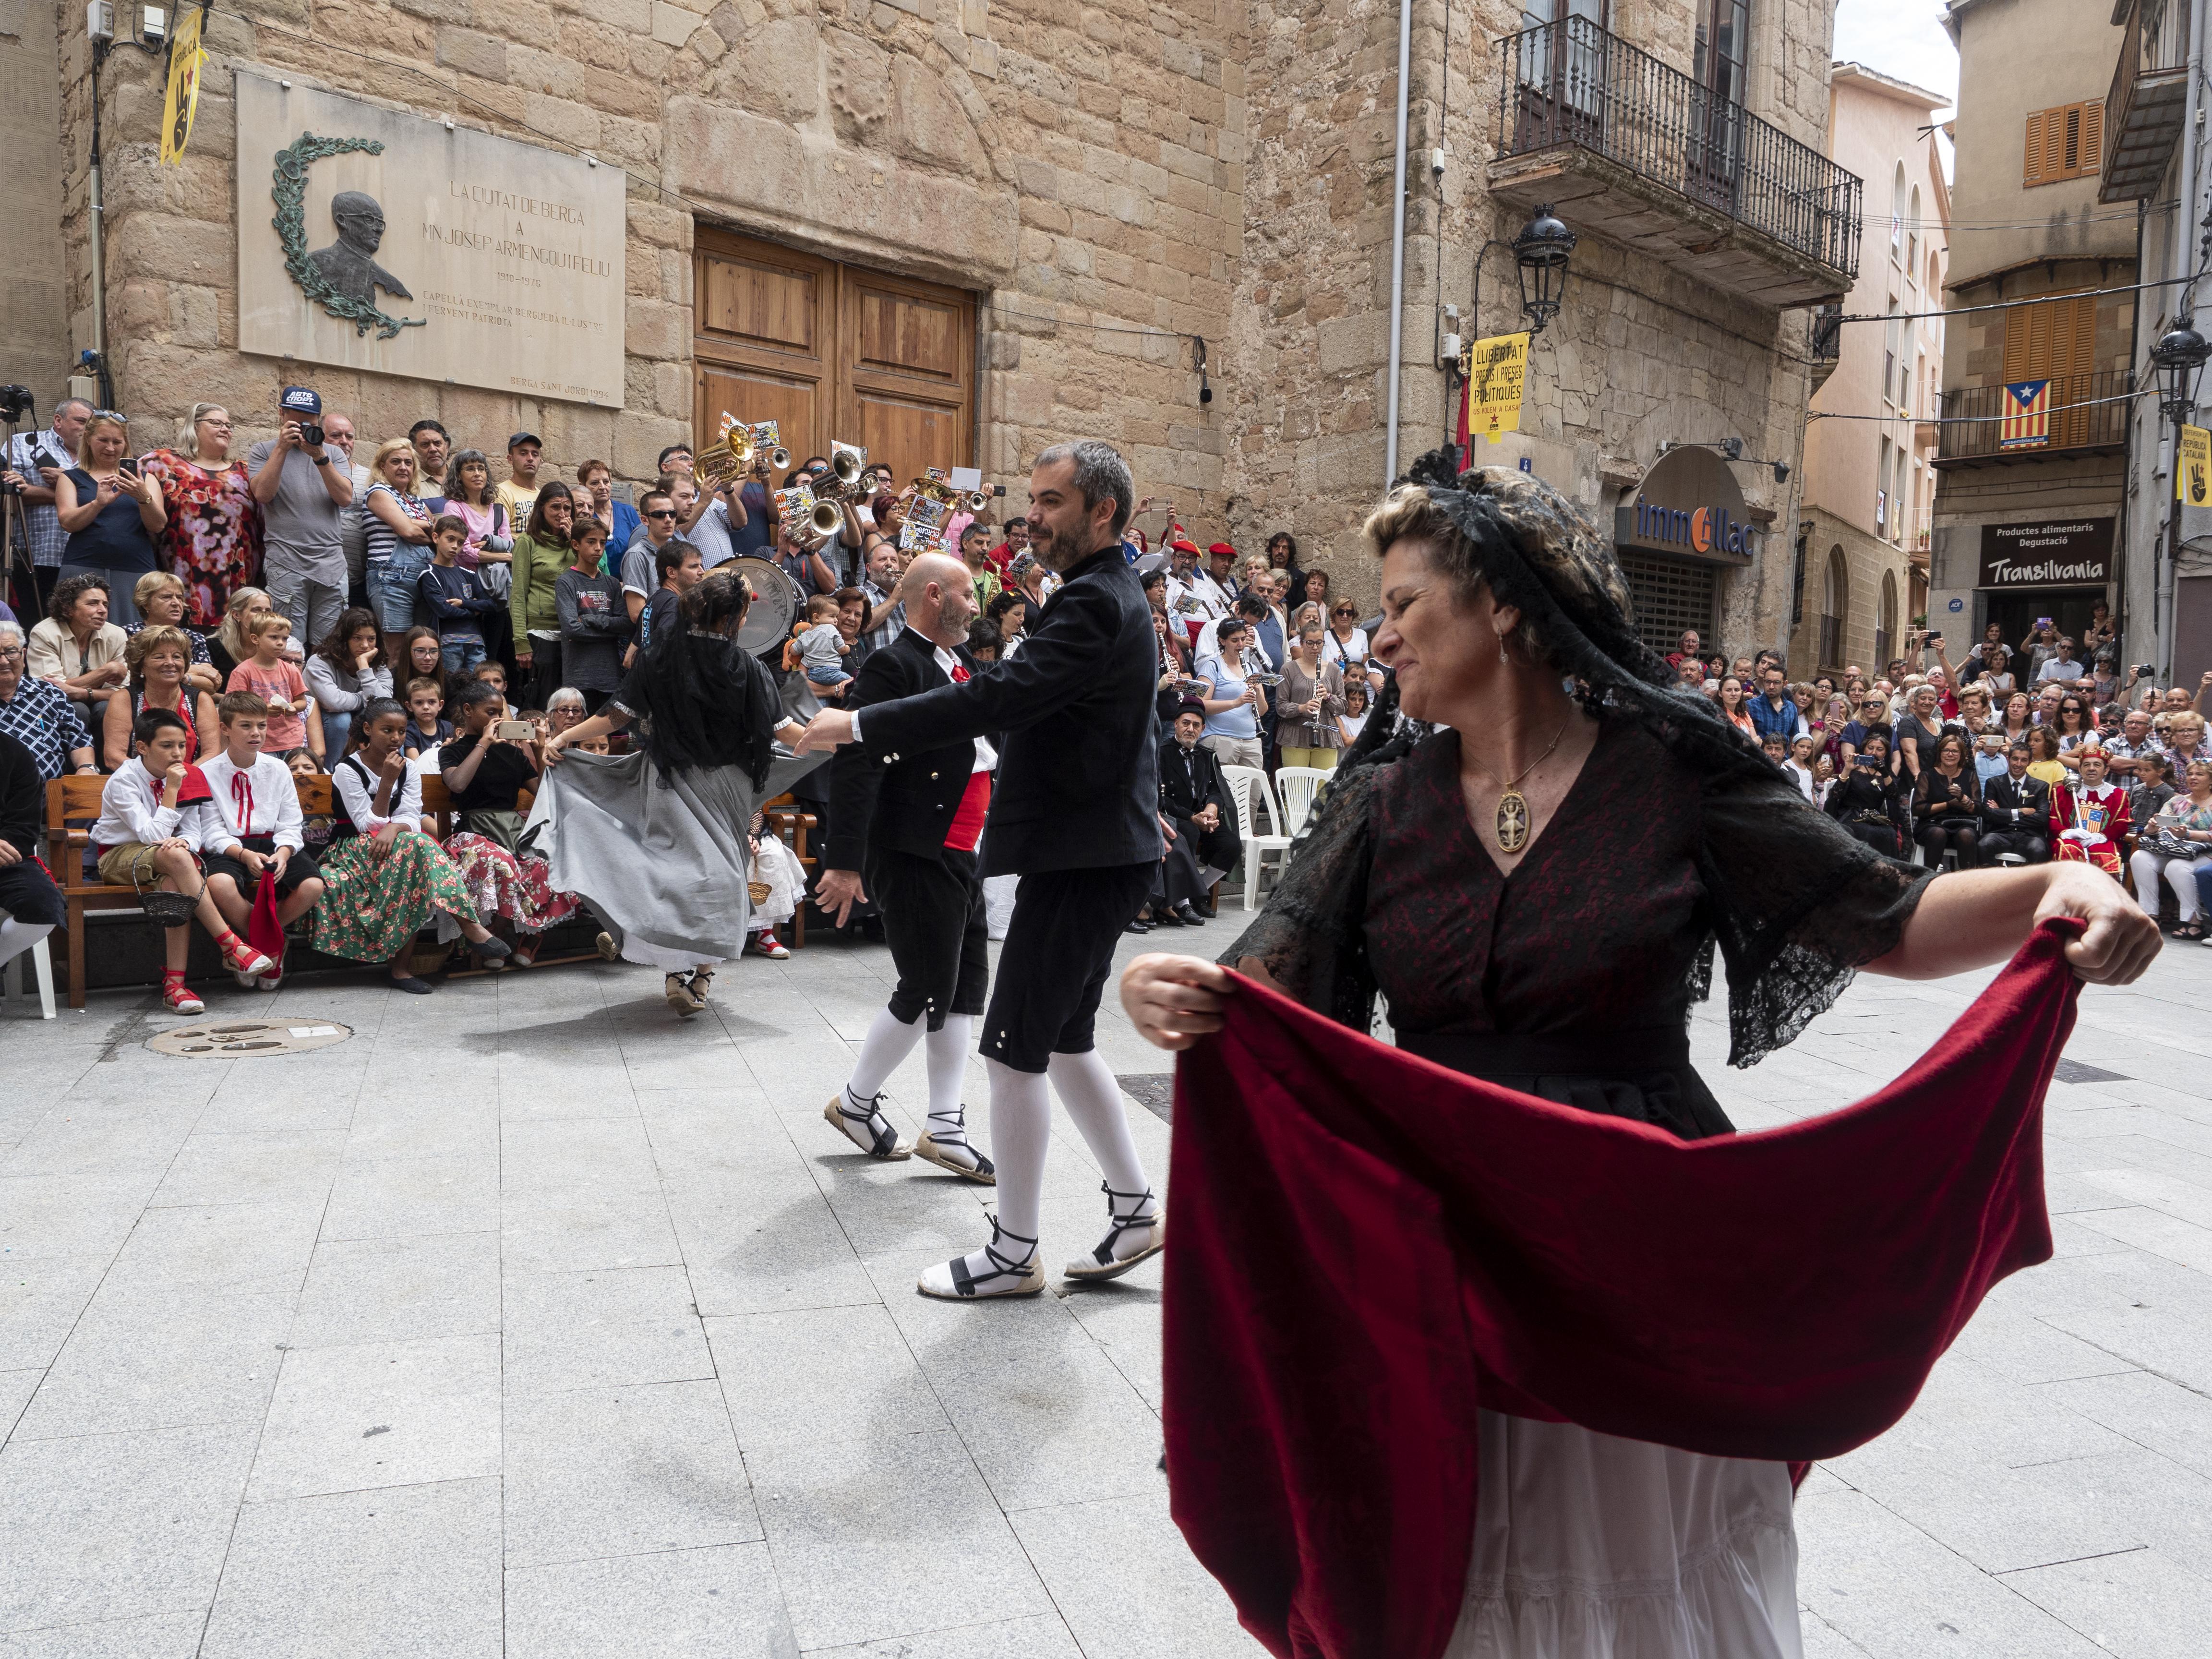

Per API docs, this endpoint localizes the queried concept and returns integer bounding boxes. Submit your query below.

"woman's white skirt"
[1443,1413,1801,1659]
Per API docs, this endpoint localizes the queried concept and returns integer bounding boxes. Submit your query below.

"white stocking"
[924,1014,974,1140]
[1046,1048,1153,1208]
[979,1058,1050,1244]
[847,1006,924,1102]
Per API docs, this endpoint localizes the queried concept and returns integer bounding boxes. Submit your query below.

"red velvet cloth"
[247,870,286,966]
[1164,923,2082,1659]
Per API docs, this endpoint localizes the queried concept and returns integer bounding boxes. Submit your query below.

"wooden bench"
[45,772,337,1010]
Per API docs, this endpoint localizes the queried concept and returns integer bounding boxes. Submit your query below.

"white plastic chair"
[1273,766,1334,842]
[1221,764,1291,911]
[2,928,56,1020]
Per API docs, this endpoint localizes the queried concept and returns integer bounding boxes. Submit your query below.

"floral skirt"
[444,832,582,935]
[311,832,480,962]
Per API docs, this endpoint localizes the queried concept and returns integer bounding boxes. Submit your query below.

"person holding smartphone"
[51,411,165,626]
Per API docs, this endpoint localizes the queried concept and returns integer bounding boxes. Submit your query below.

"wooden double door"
[692,228,977,489]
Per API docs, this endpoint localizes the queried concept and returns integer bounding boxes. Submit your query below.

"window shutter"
[2024,109,2046,186]
[2080,100,2104,172]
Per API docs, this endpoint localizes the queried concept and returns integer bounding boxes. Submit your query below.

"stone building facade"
[1930,0,2136,659]
[1794,62,1948,679]
[15,0,1853,637]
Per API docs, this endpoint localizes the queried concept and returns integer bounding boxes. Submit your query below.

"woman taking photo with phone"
[53,412,165,625]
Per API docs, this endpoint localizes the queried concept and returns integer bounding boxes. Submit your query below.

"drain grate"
[147,1018,353,1058]
[1118,1073,1175,1124]
[2052,1059,2129,1086]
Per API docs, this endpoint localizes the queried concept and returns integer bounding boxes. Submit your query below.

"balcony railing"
[2102,0,2189,202]
[1498,16,1862,279]
[1935,370,2134,464]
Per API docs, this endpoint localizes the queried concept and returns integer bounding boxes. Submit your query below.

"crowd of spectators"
[9,387,2211,1004]
[1659,621,2212,940]
[2,383,1073,1006]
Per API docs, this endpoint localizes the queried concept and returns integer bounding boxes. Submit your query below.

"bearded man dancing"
[796,440,1165,1298]
[817,551,998,1183]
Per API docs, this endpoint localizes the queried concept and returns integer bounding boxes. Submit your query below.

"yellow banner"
[159,7,206,167]
[2180,423,2211,505]
[1459,331,1529,441]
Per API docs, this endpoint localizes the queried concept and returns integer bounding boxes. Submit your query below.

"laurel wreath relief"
[271,132,426,341]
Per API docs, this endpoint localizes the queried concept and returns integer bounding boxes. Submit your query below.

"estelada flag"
[2000,379,2051,449]
[158,5,206,167]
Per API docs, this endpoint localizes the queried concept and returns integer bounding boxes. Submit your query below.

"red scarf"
[1164,923,2081,1659]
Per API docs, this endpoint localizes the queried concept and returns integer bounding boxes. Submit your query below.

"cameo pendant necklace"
[1468,714,1572,854]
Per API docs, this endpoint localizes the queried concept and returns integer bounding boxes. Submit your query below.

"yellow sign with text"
[159,6,207,166]
[1459,331,1530,441]
[2180,423,2211,505]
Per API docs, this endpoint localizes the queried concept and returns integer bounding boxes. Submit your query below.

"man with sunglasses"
[619,490,684,627]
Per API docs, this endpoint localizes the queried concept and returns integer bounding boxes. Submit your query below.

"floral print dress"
[139,451,262,626]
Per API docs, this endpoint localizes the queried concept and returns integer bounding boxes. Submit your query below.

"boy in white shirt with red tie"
[197,691,327,988]
[91,706,276,1011]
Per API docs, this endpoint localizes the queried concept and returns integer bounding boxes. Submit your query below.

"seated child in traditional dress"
[196,692,328,988]
[93,706,274,1010]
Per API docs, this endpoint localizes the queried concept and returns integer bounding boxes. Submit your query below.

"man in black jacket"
[0,729,65,973]
[817,552,998,1184]
[1143,702,1240,928]
[797,440,1165,1299]
[1981,741,2051,863]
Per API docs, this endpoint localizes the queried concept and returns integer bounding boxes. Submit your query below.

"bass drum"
[723,556,800,654]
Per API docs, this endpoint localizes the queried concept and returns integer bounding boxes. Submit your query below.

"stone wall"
[61,0,1243,506]
[46,0,1838,655]
[0,0,69,407]
[1226,0,1827,645]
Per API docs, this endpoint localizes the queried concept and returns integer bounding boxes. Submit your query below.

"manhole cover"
[1118,1073,1175,1123]
[147,1019,353,1058]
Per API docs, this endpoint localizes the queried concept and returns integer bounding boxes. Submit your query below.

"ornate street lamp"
[1511,204,1578,337]
[2149,313,2209,681]
[2151,315,2210,420]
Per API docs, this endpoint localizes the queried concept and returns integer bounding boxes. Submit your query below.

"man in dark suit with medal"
[1140,701,1240,930]
[796,440,1166,1301]
[1980,740,2051,863]
[817,552,998,1183]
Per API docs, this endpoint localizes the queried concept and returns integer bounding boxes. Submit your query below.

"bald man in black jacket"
[797,440,1166,1300]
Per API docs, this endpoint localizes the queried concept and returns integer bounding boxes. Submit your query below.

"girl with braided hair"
[1122,450,2157,1658]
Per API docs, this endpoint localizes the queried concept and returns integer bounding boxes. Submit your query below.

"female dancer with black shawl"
[536,570,817,1015]
[1121,453,2157,1658]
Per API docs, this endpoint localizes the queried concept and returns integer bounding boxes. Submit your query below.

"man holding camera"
[3,397,93,619]
[247,386,356,649]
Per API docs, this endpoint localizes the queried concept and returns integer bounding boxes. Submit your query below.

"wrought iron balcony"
[1491,17,1862,310]
[1934,370,2134,465]
[2102,0,2188,202]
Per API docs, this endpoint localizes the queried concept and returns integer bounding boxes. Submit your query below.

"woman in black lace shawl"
[1121,450,2156,1657]
[536,571,819,1016]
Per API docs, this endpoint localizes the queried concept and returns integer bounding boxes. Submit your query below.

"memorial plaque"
[235,72,626,407]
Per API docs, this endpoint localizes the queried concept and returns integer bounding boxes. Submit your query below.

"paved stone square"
[2,918,2210,1657]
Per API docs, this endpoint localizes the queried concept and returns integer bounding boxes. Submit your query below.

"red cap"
[1207,541,1236,557]
[1171,539,1201,555]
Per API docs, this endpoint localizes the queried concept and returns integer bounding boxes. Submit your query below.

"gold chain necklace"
[1466,714,1572,854]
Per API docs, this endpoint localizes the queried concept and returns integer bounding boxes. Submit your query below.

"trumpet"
[963,490,993,513]
[806,498,845,539]
[767,445,792,472]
